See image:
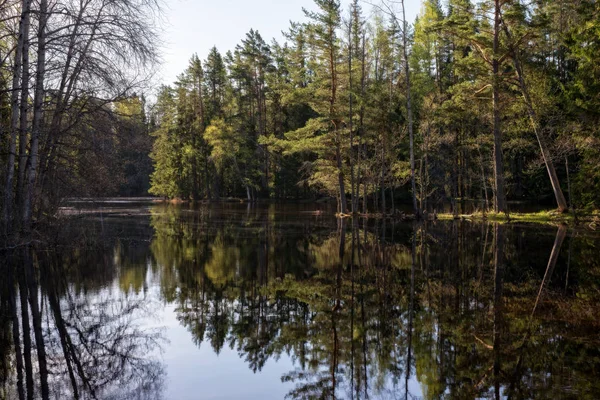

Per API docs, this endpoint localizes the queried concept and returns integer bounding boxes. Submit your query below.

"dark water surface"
[1,200,600,399]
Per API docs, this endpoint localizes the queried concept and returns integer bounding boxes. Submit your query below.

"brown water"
[1,200,599,399]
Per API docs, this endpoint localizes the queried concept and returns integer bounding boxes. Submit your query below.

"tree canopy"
[145,0,600,215]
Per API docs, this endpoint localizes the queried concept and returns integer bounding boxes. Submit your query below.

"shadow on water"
[1,201,600,399]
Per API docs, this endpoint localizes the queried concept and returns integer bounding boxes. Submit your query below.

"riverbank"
[332,209,599,229]
[61,197,600,228]
[436,210,599,227]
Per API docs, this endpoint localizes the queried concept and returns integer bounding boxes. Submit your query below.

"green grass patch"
[435,209,600,226]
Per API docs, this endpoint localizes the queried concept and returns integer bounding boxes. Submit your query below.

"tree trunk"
[358,34,366,215]
[362,171,368,214]
[492,0,507,213]
[16,0,31,210]
[500,21,568,212]
[401,0,420,218]
[204,153,211,199]
[37,5,90,202]
[479,146,490,212]
[22,0,48,229]
[197,64,206,199]
[336,136,347,214]
[380,147,386,214]
[3,0,32,232]
[328,18,347,215]
[191,130,199,201]
[348,16,356,214]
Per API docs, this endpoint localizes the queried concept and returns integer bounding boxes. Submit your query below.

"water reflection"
[1,242,166,400]
[1,203,600,399]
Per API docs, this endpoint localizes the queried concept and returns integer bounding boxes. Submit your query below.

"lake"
[1,200,599,399]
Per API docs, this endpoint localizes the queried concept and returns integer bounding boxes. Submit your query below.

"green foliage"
[146,0,600,213]
[149,87,184,198]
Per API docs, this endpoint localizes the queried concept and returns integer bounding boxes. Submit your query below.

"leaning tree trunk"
[22,0,48,229]
[500,21,568,213]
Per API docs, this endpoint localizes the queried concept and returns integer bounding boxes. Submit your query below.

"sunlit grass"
[436,209,600,226]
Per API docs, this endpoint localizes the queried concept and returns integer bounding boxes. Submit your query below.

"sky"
[158,0,422,87]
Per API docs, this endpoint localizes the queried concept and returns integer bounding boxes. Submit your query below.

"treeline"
[149,0,600,214]
[0,0,160,233]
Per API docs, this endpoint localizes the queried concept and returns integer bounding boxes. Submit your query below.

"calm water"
[1,201,599,400]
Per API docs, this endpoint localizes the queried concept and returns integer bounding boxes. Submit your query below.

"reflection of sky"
[137,277,426,400]
[140,269,297,399]
[138,264,426,399]
[161,303,295,400]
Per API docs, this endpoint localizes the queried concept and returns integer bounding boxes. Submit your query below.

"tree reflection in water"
[1,237,166,400]
[1,203,600,399]
[148,204,600,400]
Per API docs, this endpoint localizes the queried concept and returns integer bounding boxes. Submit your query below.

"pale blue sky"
[159,0,422,86]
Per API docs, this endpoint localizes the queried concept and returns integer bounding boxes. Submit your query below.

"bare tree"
[0,0,162,231]
[21,0,48,229]
[3,0,31,233]
[39,0,161,185]
[15,0,30,209]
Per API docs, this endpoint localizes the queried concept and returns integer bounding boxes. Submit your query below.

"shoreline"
[334,209,599,227]
[61,197,600,227]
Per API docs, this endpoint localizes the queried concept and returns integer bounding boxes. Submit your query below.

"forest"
[2,1,599,398]
[146,0,600,217]
[2,0,600,232]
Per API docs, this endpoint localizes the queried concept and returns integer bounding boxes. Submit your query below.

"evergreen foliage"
[147,0,600,213]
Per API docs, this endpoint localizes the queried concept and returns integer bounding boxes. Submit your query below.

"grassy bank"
[436,210,599,227]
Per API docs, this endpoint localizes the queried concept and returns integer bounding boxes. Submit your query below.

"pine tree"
[303,0,348,213]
